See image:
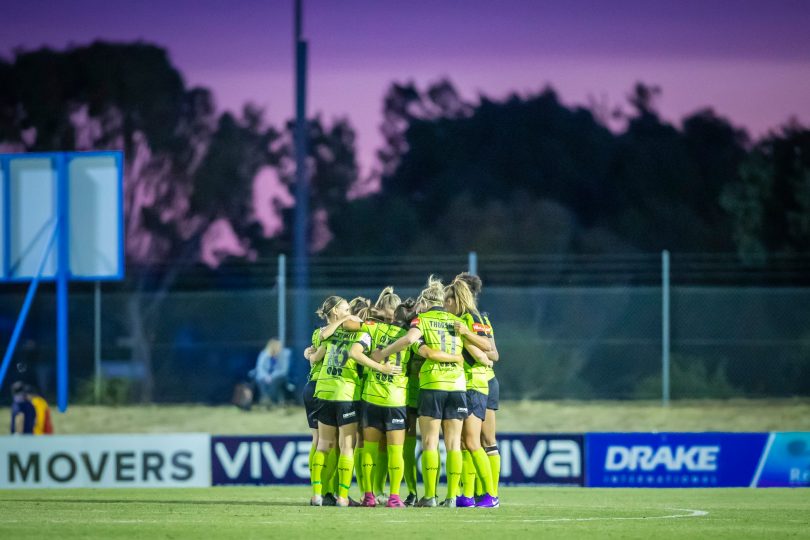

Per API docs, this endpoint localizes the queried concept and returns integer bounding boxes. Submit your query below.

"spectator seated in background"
[26,384,54,435]
[10,381,36,435]
[250,338,291,406]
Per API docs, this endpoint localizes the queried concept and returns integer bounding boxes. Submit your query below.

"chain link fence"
[2,280,809,403]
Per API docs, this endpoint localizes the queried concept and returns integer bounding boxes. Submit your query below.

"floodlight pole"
[292,0,310,360]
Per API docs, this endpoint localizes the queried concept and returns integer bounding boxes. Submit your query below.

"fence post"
[468,251,478,276]
[278,254,287,348]
[662,249,670,406]
[94,281,101,404]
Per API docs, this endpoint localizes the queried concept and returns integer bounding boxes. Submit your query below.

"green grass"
[0,486,807,539]
[2,398,809,434]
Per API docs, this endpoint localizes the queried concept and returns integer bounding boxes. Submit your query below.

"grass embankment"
[3,398,808,434]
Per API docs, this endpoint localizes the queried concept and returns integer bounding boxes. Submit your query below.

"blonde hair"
[417,275,445,306]
[315,296,345,320]
[447,277,480,317]
[349,296,372,321]
[455,272,482,298]
[372,286,401,321]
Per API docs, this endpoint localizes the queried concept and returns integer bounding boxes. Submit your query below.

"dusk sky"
[3,0,810,174]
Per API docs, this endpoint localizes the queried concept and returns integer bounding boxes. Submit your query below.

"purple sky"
[3,0,810,175]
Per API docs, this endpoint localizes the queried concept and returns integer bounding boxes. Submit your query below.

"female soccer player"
[445,277,498,508]
[304,304,362,506]
[308,296,401,507]
[373,276,469,508]
[457,272,501,505]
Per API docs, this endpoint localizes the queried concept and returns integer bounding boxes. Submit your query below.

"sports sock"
[308,442,317,477]
[462,449,476,498]
[337,454,354,499]
[387,444,404,496]
[422,449,439,498]
[311,450,326,496]
[446,450,463,499]
[487,449,501,497]
[403,435,417,494]
[324,448,338,495]
[355,447,365,493]
[374,444,388,494]
[472,448,495,495]
[362,441,379,495]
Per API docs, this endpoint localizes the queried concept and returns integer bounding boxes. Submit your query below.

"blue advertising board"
[212,436,311,485]
[211,434,584,486]
[755,432,810,487]
[586,433,768,487]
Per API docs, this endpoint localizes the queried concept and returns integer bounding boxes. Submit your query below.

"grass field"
[2,398,810,434]
[0,486,808,539]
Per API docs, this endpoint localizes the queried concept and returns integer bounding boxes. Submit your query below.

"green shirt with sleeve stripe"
[412,307,466,392]
[460,311,492,394]
[314,326,371,402]
[361,320,411,407]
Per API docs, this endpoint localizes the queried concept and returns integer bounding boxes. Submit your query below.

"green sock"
[362,441,379,495]
[374,444,388,494]
[462,450,476,498]
[337,454,354,499]
[311,450,326,496]
[387,444,404,496]
[488,451,501,497]
[422,450,439,498]
[472,448,495,495]
[355,448,365,493]
[403,435,417,495]
[309,443,317,477]
[324,448,337,495]
[446,450,463,499]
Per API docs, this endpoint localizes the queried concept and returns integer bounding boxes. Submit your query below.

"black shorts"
[302,380,320,429]
[317,400,361,427]
[363,402,407,432]
[487,377,499,411]
[466,390,487,421]
[418,389,468,420]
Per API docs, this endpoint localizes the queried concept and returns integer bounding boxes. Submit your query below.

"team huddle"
[302,273,501,508]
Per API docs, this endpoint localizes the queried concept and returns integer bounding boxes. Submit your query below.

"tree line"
[1,41,809,268]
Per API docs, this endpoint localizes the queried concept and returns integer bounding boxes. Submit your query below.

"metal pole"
[292,0,310,359]
[278,254,286,348]
[468,251,478,276]
[94,281,101,404]
[0,219,58,389]
[56,155,70,412]
[662,249,670,406]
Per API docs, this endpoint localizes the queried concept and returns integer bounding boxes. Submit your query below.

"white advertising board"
[0,434,211,489]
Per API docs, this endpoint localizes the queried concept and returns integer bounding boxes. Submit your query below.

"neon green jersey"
[461,311,492,394]
[308,328,323,382]
[362,320,411,407]
[314,326,371,402]
[411,307,466,392]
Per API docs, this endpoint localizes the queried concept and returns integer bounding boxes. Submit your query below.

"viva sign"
[211,434,584,486]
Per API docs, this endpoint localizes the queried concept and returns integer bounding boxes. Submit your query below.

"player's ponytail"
[374,286,401,314]
[349,296,372,321]
[418,274,445,306]
[315,295,345,320]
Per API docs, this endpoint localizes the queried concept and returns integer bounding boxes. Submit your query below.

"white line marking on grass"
[473,508,709,523]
